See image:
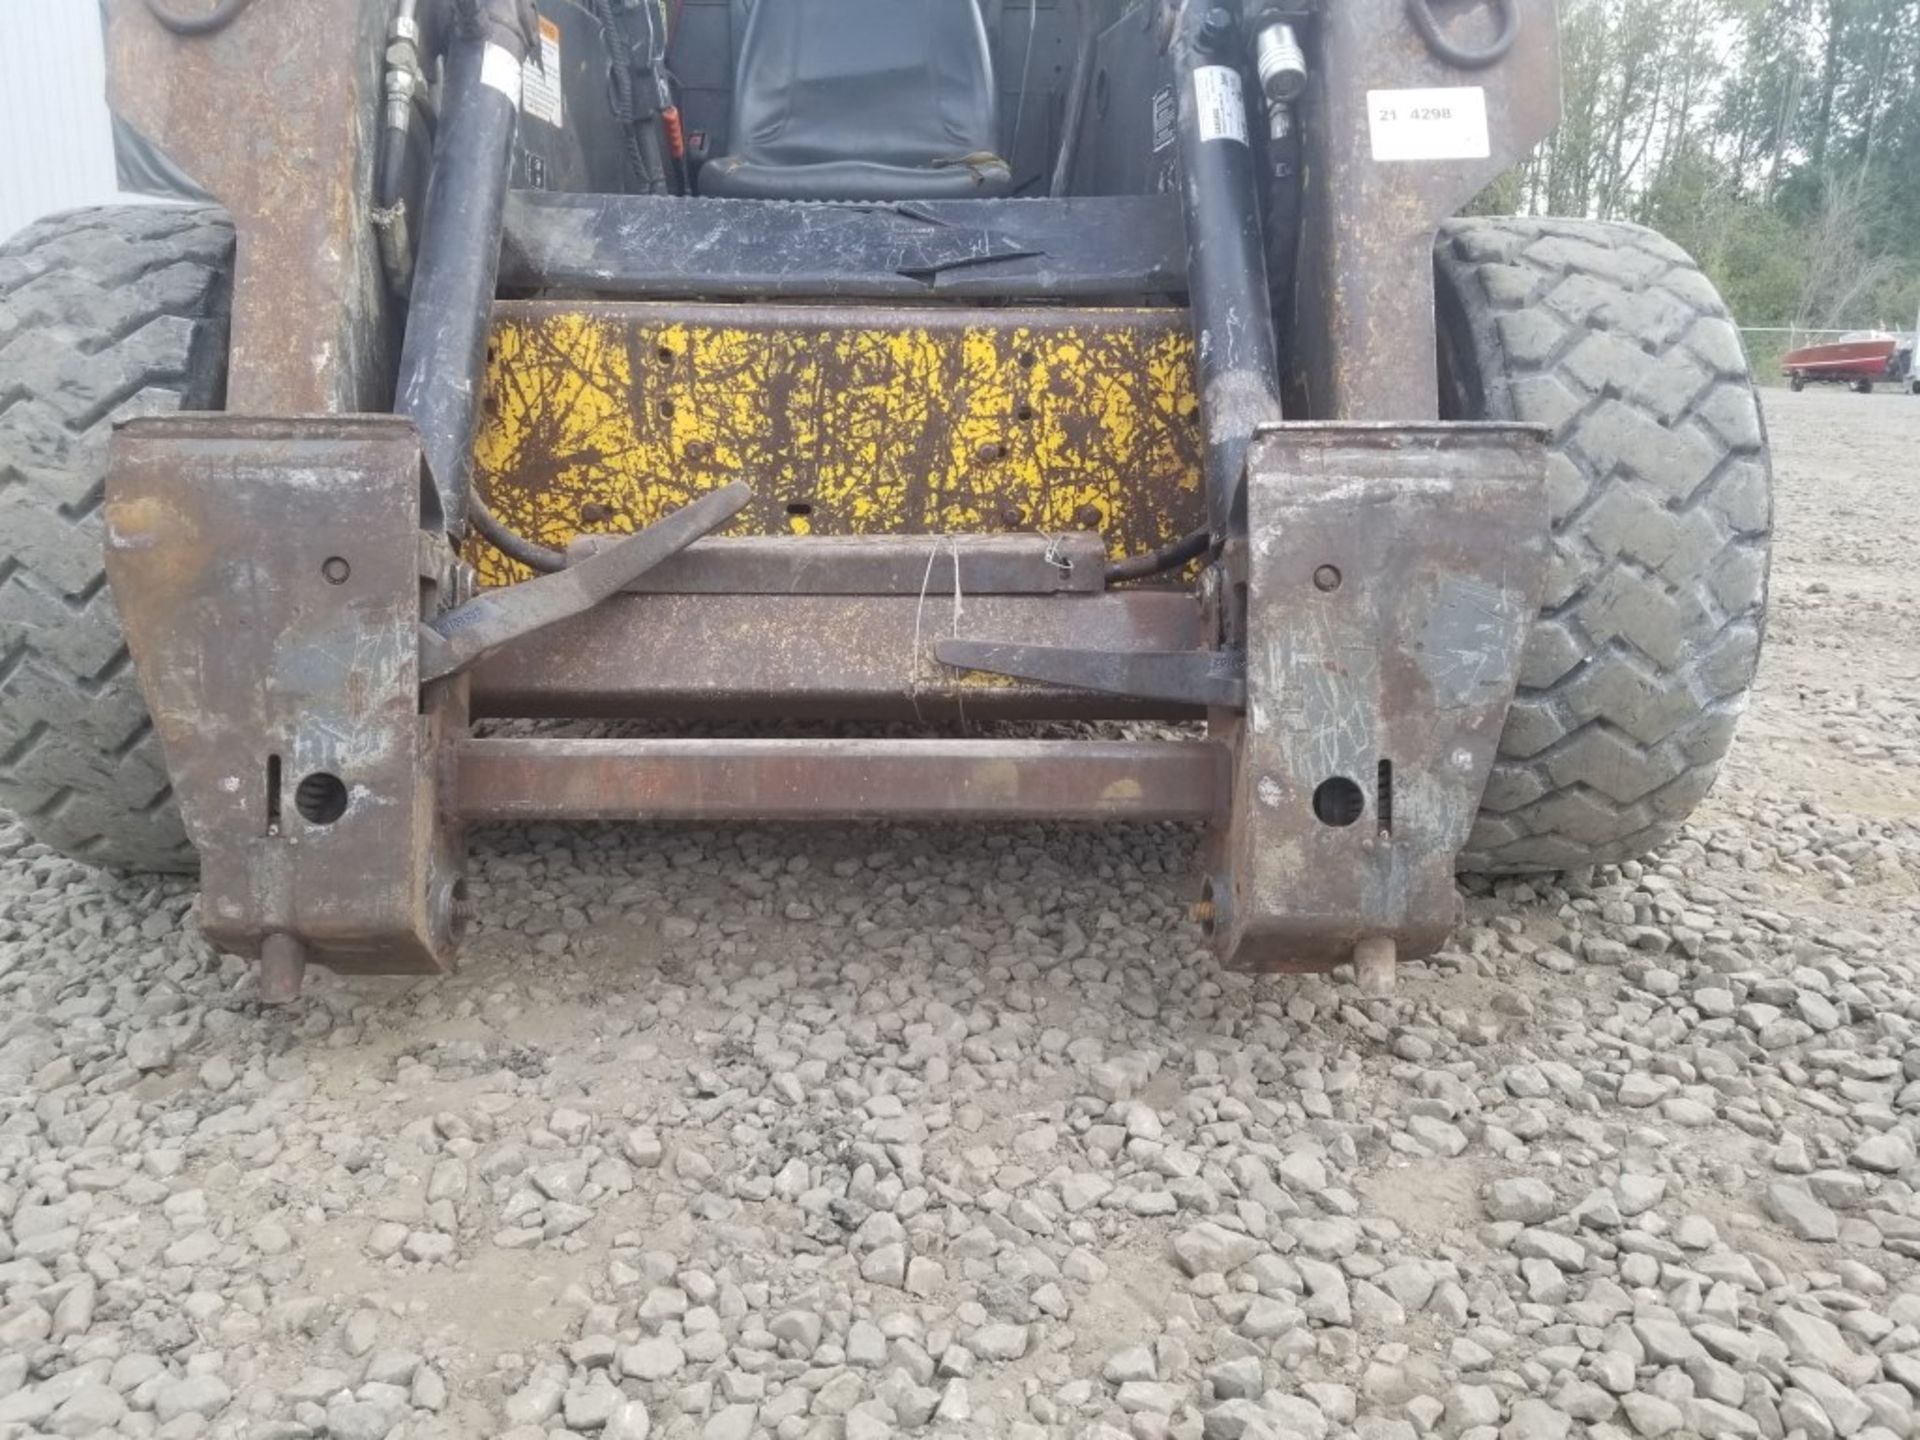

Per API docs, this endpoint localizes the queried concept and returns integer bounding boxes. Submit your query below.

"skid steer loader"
[0,0,1772,1001]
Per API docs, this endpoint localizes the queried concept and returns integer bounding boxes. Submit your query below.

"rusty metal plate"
[105,0,394,413]
[103,417,463,975]
[472,302,1205,583]
[564,532,1108,595]
[1291,0,1560,421]
[468,590,1207,721]
[457,738,1224,824]
[1206,422,1549,972]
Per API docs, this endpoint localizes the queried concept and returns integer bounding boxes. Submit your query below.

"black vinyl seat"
[699,0,1013,202]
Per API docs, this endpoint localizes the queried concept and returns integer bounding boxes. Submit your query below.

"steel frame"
[100,0,1563,997]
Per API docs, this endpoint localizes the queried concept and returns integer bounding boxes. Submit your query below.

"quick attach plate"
[104,417,465,975]
[1207,423,1549,974]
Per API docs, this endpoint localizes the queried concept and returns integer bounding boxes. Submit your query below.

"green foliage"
[1488,0,1920,335]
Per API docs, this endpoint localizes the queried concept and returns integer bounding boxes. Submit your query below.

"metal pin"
[1354,936,1396,996]
[259,933,308,1005]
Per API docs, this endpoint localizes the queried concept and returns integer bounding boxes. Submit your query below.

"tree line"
[1474,0,1920,364]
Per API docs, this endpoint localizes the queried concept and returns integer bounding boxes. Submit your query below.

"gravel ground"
[2,385,1919,1440]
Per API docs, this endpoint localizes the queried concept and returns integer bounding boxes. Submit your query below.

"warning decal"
[522,16,564,129]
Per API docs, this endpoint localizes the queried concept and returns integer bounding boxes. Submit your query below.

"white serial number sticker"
[1194,66,1248,145]
[1367,87,1489,161]
[479,43,523,107]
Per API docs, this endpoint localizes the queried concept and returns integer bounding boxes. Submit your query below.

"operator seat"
[699,0,1014,202]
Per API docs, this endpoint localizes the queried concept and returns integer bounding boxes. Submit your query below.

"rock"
[411,1366,447,1413]
[620,1339,686,1381]
[126,1027,175,1071]
[968,1324,1030,1360]
[604,1401,652,1440]
[505,1375,564,1425]
[1103,1346,1156,1384]
[1485,1177,1558,1223]
[48,1386,127,1438]
[1766,1182,1839,1242]
[861,1241,907,1287]
[905,1256,945,1296]
[153,1375,232,1425]
[1632,1316,1705,1365]
[622,1128,664,1168]
[1849,1131,1915,1174]
[1787,1369,1871,1436]
[328,1397,404,1440]
[1621,1393,1685,1437]
[566,1380,624,1430]
[1208,1357,1263,1401]
[1202,1398,1270,1440]
[1773,1309,1861,1377]
[1116,1381,1188,1414]
[1171,1221,1263,1276]
[1501,1398,1571,1440]
[770,1310,823,1353]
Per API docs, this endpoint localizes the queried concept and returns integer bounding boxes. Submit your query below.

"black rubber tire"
[1435,217,1772,873]
[0,206,233,873]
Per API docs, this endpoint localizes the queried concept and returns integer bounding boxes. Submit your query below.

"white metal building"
[0,5,127,239]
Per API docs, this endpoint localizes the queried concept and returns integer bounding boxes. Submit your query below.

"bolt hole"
[1312,776,1365,828]
[658,399,676,419]
[1313,564,1342,592]
[656,345,676,365]
[294,772,349,826]
[1018,350,1038,369]
[1017,404,1035,422]
[321,557,350,585]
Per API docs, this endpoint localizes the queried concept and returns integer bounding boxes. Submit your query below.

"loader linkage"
[99,0,1561,998]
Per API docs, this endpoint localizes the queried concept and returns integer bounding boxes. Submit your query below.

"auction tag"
[1367,87,1489,161]
[1194,66,1248,145]
[521,16,564,129]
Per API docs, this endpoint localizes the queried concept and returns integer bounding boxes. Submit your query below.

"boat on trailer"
[1782,331,1912,393]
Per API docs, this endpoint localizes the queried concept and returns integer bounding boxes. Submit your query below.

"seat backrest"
[729,0,1001,170]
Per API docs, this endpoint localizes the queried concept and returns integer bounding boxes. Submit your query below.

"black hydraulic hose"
[1169,6,1285,543]
[470,494,570,573]
[143,0,255,35]
[394,26,524,533]
[1405,0,1519,69]
[376,125,411,211]
[1050,0,1100,198]
[587,0,655,191]
[1106,528,1212,586]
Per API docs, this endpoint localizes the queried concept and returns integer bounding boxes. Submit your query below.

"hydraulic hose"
[1106,529,1212,586]
[1168,6,1285,543]
[470,495,570,573]
[393,14,527,532]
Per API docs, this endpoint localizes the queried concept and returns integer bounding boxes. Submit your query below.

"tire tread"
[0,206,232,873]
[1437,217,1772,872]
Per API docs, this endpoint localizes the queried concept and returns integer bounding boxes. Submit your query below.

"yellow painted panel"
[473,302,1204,584]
